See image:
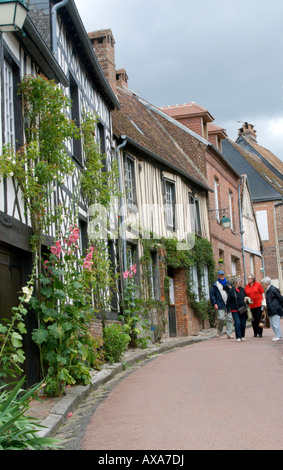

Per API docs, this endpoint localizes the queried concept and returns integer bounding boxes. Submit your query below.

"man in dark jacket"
[262,276,283,341]
[210,270,233,338]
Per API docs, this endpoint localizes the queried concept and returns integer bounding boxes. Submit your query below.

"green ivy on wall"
[141,235,216,325]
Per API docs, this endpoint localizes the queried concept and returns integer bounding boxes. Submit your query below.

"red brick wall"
[206,150,243,278]
[275,203,283,285]
[254,201,282,287]
[178,116,203,137]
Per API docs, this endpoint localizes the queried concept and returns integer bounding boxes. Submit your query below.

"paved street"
[55,326,283,450]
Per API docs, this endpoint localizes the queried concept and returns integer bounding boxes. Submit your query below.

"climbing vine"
[0,75,119,394]
[140,235,216,327]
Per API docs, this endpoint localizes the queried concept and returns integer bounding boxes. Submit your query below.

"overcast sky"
[74,0,283,162]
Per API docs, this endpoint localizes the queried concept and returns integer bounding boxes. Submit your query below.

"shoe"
[241,338,246,341]
[258,334,262,338]
[236,338,241,342]
[272,337,282,341]
[227,335,234,339]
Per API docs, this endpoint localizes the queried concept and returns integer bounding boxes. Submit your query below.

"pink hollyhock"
[83,260,93,271]
[123,271,129,279]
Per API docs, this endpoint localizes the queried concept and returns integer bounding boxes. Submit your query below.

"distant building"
[222,123,283,289]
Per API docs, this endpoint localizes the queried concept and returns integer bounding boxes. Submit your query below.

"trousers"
[217,309,233,336]
[269,314,282,339]
[232,311,247,339]
[251,306,263,336]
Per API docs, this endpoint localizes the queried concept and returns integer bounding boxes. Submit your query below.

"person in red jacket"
[245,274,265,338]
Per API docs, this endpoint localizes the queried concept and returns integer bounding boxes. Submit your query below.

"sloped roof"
[49,0,119,109]
[236,135,283,182]
[222,139,283,202]
[159,102,214,122]
[207,122,228,138]
[112,87,212,192]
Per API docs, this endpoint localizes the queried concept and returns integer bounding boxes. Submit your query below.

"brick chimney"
[88,29,128,91]
[116,68,128,89]
[89,29,117,91]
[238,122,257,142]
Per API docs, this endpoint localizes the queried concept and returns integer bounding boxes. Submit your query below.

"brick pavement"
[26,328,218,436]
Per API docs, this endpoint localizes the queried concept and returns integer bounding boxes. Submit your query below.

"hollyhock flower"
[22,285,33,303]
[83,260,93,271]
[55,240,62,254]
[130,264,137,274]
[50,246,58,255]
[123,271,129,279]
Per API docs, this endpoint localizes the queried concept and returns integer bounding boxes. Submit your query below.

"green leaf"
[0,325,8,334]
[17,322,27,334]
[40,286,53,298]
[47,324,63,338]
[54,290,66,301]
[11,332,22,348]
[32,328,49,345]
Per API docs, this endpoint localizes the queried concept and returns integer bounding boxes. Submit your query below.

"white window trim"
[4,61,15,146]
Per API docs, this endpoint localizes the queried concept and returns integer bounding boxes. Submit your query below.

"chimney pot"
[238,122,257,142]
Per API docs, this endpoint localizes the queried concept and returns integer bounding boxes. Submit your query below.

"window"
[229,191,234,230]
[189,193,202,236]
[214,177,220,221]
[96,122,106,154]
[256,210,269,241]
[190,265,199,301]
[148,251,160,300]
[231,258,236,276]
[4,61,15,146]
[70,75,82,164]
[124,154,136,205]
[96,123,107,172]
[250,254,255,275]
[201,265,210,300]
[165,180,176,230]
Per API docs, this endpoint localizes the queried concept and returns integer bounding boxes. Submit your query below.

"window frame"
[4,61,15,146]
[165,179,176,231]
[189,192,202,236]
[124,153,137,206]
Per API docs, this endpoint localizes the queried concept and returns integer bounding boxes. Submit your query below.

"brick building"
[160,104,246,280]
[222,123,283,290]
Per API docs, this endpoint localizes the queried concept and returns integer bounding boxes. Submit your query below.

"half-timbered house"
[0,0,119,384]
[89,29,215,338]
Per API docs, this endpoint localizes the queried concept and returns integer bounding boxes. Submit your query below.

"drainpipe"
[51,0,69,61]
[116,136,127,272]
[238,176,246,284]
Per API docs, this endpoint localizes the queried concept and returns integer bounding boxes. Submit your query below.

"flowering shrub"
[0,279,34,384]
[103,324,130,363]
[30,225,103,396]
[120,265,150,348]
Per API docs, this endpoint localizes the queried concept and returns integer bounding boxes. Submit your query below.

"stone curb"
[37,331,217,438]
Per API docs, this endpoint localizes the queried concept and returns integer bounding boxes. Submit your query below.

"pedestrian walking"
[245,274,265,338]
[210,269,233,338]
[227,277,247,342]
[261,276,283,342]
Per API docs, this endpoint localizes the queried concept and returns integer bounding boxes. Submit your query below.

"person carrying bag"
[227,277,248,342]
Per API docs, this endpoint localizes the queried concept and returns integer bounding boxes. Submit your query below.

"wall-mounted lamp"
[0,0,29,32]
[209,208,231,229]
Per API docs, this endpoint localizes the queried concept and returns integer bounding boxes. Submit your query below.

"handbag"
[234,289,247,314]
[259,307,270,329]
[238,304,248,315]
